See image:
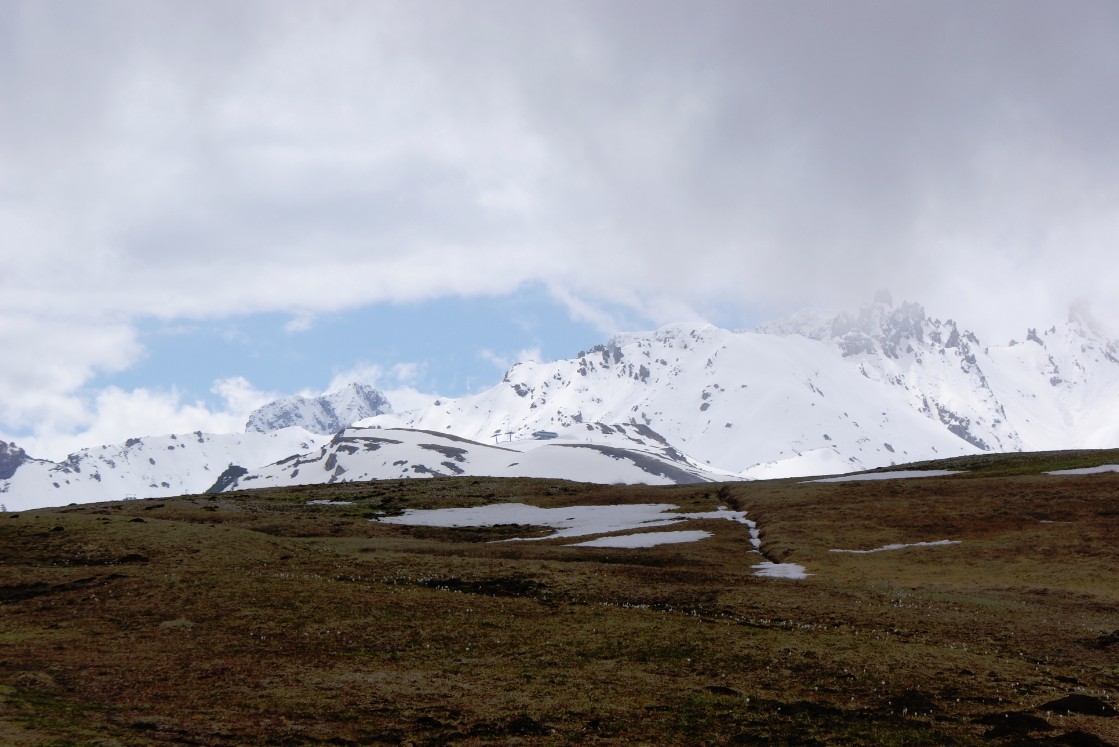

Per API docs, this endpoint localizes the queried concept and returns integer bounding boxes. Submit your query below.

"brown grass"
[1,464,1118,745]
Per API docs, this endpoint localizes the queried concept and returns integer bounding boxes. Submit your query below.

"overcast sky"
[3,1,1119,459]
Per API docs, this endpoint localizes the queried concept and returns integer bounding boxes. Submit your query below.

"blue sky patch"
[92,289,610,407]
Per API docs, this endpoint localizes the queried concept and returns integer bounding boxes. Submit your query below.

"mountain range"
[363,296,1119,478]
[3,296,1116,511]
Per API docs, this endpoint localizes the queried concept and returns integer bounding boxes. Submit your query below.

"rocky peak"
[0,441,34,481]
[830,298,928,358]
[246,383,392,435]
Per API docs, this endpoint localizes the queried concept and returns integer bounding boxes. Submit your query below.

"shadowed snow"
[1046,464,1119,475]
[809,469,962,483]
[377,503,750,542]
[830,539,960,554]
[569,530,713,548]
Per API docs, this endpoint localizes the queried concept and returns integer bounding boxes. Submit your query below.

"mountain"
[4,297,1116,511]
[363,298,1119,479]
[245,382,392,435]
[0,429,325,512]
[224,423,719,491]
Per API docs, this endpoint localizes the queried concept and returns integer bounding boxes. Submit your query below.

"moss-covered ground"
[2,451,1118,745]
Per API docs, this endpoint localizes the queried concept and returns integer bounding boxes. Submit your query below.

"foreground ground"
[2,450,1118,745]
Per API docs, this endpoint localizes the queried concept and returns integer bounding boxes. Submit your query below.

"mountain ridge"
[3,297,1117,510]
[364,297,1119,477]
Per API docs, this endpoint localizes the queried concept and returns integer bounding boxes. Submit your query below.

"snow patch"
[752,561,809,579]
[810,469,962,483]
[377,503,751,542]
[830,539,960,554]
[570,530,712,548]
[1046,464,1119,475]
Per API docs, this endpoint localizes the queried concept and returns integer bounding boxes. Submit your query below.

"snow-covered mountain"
[4,296,1116,511]
[364,298,1119,479]
[246,382,391,435]
[0,429,325,512]
[225,424,719,491]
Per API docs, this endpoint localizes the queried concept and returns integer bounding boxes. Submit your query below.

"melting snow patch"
[570,530,713,548]
[306,500,354,505]
[1046,464,1119,475]
[377,503,751,542]
[752,562,808,579]
[830,539,960,554]
[809,469,962,483]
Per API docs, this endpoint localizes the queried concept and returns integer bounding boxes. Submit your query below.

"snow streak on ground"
[376,503,749,542]
[570,530,713,548]
[378,502,810,579]
[751,562,809,579]
[1046,464,1119,475]
[830,539,961,554]
[809,469,962,483]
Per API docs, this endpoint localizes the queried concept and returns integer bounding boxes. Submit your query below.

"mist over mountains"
[3,297,1117,511]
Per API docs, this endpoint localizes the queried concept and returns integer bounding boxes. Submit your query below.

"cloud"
[7,377,275,461]
[478,347,544,373]
[326,361,439,415]
[3,1,1119,445]
[0,315,143,434]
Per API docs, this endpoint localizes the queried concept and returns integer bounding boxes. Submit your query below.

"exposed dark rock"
[0,442,33,481]
[205,465,248,493]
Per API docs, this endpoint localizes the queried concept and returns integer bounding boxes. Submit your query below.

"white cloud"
[380,387,440,414]
[4,2,1119,449]
[283,312,316,333]
[6,377,275,461]
[325,361,440,415]
[0,315,143,434]
[211,376,277,419]
[326,361,425,394]
[478,346,544,372]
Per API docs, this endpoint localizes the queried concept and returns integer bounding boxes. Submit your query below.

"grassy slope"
[0,453,1117,745]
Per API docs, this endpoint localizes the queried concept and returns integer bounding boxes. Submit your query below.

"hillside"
[2,451,1118,745]
[0,429,325,511]
[224,424,721,491]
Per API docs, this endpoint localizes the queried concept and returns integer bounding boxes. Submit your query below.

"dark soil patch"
[705,685,742,697]
[0,573,125,603]
[976,711,1054,737]
[419,576,543,598]
[892,689,940,715]
[1036,731,1117,747]
[1038,695,1119,717]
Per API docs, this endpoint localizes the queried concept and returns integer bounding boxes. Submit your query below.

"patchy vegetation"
[2,455,1118,745]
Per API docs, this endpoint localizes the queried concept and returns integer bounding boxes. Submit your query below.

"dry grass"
[1,462,1118,745]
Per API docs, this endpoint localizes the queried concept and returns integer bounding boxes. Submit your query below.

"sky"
[3,1,1119,460]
